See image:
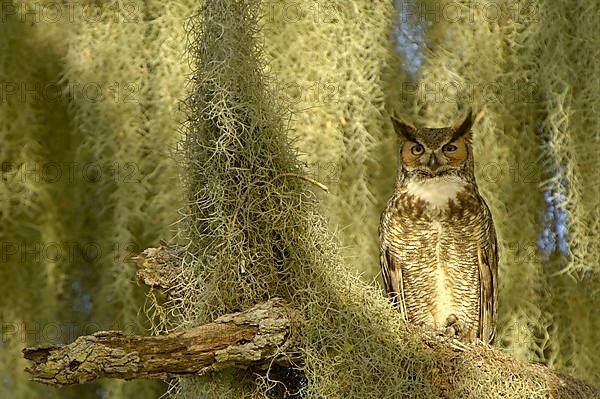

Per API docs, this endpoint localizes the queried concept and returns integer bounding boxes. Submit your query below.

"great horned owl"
[379,110,498,344]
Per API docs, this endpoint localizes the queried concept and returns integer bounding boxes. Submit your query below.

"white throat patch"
[406,176,466,208]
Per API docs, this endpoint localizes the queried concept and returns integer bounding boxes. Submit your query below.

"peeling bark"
[23,299,299,386]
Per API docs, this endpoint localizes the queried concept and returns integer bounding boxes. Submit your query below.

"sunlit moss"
[261,1,398,280]
[0,1,194,398]
[157,0,598,397]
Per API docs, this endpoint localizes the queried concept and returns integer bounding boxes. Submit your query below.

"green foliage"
[61,0,195,396]
[0,1,194,398]
[1,0,599,397]
[531,1,600,277]
[262,1,399,280]
[0,4,75,398]
[525,1,600,381]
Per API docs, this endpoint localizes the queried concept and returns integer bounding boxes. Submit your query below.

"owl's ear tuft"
[452,109,478,140]
[391,114,417,141]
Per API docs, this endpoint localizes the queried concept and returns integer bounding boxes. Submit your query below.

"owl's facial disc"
[401,136,468,177]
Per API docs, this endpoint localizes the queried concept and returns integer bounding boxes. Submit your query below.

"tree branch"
[21,247,600,398]
[22,299,600,397]
[23,299,299,386]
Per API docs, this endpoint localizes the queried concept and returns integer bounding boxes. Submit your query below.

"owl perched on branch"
[379,110,498,344]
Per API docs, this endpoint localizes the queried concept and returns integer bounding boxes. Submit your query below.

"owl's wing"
[477,204,499,344]
[379,229,408,320]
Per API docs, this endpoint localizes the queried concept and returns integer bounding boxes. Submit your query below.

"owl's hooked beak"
[428,153,440,172]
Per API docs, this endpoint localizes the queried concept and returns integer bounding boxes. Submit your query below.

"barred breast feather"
[379,178,497,344]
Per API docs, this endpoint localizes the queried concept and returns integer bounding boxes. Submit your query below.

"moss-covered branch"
[22,298,599,398]
[20,247,599,397]
[22,299,298,386]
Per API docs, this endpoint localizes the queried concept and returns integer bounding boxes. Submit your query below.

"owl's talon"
[424,329,467,352]
[444,325,457,337]
[445,314,458,327]
[445,336,467,352]
[443,313,462,338]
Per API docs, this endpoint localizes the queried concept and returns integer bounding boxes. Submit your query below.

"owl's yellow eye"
[443,143,458,152]
[411,144,424,156]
